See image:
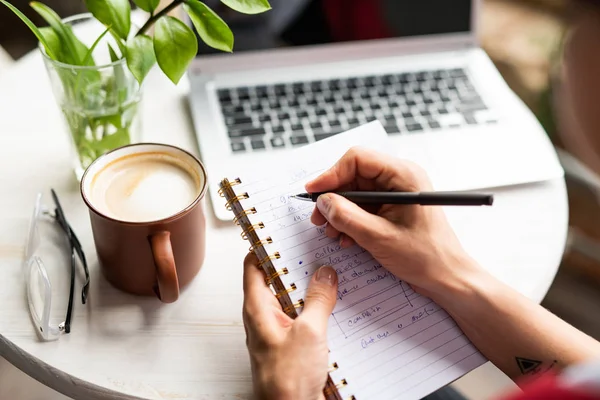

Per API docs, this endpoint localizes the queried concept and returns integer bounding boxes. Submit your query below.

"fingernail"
[316,266,336,286]
[316,194,331,216]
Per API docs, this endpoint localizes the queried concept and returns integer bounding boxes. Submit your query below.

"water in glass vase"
[40,14,142,180]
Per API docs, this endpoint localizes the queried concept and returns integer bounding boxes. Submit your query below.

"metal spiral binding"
[265,267,289,285]
[241,222,265,240]
[274,283,297,298]
[221,177,349,399]
[258,252,281,268]
[225,192,249,211]
[218,177,241,197]
[233,207,257,225]
[324,379,348,395]
[282,298,304,314]
[249,237,273,252]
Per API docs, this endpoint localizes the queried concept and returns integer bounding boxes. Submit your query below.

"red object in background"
[500,373,600,400]
[322,0,391,42]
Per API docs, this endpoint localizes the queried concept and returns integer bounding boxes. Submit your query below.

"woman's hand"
[306,147,482,304]
[243,252,338,400]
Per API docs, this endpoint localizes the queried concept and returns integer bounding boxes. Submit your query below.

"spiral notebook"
[219,122,487,400]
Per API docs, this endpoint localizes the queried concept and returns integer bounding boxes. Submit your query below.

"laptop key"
[297,110,309,118]
[459,102,487,113]
[316,108,328,116]
[277,111,291,120]
[251,138,266,150]
[329,120,341,129]
[272,125,285,135]
[402,111,413,119]
[222,105,244,115]
[291,123,303,131]
[463,114,478,125]
[382,74,395,84]
[255,85,268,96]
[385,124,401,134]
[406,122,423,132]
[226,115,252,126]
[315,132,338,141]
[323,94,336,103]
[310,121,323,130]
[291,135,309,145]
[218,90,232,102]
[274,84,286,96]
[231,141,246,152]
[429,121,441,130]
[259,114,271,122]
[270,136,286,148]
[230,127,266,137]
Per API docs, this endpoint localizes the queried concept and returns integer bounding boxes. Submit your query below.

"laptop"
[187,0,563,221]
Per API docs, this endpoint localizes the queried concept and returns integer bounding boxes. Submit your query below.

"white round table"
[0,46,569,399]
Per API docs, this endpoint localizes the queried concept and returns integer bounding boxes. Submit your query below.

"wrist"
[427,251,497,313]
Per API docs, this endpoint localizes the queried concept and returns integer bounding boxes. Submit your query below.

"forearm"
[437,265,600,384]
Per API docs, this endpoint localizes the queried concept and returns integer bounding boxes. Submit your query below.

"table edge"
[0,333,146,400]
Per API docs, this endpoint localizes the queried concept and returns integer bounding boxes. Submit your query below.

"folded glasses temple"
[50,189,91,333]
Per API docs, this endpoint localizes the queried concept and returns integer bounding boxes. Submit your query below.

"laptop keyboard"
[217,68,498,153]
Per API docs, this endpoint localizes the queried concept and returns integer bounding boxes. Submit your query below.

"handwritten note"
[235,122,486,400]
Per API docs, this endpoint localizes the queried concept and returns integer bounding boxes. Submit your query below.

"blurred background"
[1,0,600,399]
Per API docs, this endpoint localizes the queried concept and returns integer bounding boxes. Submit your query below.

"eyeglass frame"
[24,189,90,340]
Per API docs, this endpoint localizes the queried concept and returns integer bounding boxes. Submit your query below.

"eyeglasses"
[24,189,90,341]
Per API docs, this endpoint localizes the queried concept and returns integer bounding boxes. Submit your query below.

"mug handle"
[149,231,180,303]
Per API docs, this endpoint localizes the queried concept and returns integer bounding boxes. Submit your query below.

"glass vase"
[41,13,142,180]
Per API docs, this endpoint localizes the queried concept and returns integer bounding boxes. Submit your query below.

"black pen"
[291,191,494,206]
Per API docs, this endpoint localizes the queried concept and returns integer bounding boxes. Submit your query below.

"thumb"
[300,266,338,333]
[316,193,389,246]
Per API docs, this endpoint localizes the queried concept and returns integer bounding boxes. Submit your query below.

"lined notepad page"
[236,122,487,400]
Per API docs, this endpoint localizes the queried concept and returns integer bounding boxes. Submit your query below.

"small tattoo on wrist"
[516,357,558,375]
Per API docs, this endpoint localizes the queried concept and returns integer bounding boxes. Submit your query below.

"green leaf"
[184,0,233,52]
[109,30,127,55]
[81,26,111,66]
[125,34,156,84]
[38,26,62,60]
[219,0,270,14]
[94,128,131,152]
[108,43,120,61]
[153,16,198,84]
[0,0,58,59]
[132,0,159,13]
[30,1,92,65]
[84,0,131,40]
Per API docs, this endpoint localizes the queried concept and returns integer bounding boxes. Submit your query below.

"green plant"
[0,0,271,172]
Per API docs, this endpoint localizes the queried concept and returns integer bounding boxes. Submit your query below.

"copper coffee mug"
[80,143,207,303]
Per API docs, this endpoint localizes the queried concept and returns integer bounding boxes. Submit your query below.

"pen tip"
[292,193,310,200]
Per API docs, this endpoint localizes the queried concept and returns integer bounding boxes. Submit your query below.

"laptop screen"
[195,0,473,55]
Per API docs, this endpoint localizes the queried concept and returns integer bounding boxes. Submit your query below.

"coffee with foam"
[89,151,201,222]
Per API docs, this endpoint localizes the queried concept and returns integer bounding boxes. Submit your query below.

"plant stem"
[136,0,184,36]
